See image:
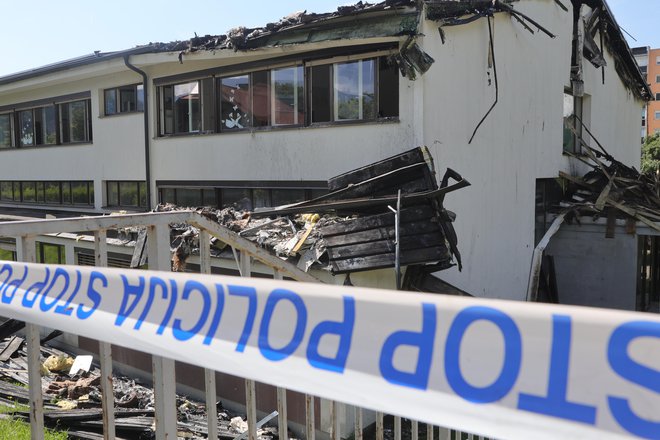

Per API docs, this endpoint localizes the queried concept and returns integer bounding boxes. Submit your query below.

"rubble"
[556,144,660,235]
[0,333,282,440]
[160,147,469,279]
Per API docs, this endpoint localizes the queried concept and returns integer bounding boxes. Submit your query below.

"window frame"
[0,112,13,149]
[103,83,144,116]
[105,180,147,209]
[155,50,399,137]
[0,180,94,207]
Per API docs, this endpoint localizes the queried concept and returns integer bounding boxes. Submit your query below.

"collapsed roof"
[160,147,469,278]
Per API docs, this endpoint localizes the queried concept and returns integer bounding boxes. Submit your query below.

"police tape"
[0,262,658,440]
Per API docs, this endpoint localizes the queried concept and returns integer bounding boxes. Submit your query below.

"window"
[158,184,325,210]
[156,52,399,136]
[0,248,16,262]
[655,111,660,120]
[656,93,660,101]
[656,75,660,83]
[106,181,147,208]
[656,55,660,65]
[310,56,398,123]
[0,95,92,150]
[60,100,91,143]
[563,91,583,153]
[36,242,64,264]
[0,113,13,148]
[18,105,57,147]
[0,181,94,206]
[160,81,201,134]
[104,84,144,115]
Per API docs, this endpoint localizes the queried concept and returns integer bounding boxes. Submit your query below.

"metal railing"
[0,211,487,440]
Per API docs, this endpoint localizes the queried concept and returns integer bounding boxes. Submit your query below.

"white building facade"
[0,0,650,303]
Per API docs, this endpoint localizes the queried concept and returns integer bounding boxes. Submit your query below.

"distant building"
[633,45,660,140]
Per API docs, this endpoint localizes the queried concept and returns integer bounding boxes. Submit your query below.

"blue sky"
[0,1,656,77]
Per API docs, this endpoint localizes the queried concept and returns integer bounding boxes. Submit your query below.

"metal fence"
[0,211,487,440]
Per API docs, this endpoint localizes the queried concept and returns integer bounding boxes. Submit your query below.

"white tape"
[0,262,658,440]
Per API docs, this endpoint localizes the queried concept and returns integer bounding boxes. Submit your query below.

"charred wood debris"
[556,140,660,235]
[0,322,281,440]
[157,147,469,281]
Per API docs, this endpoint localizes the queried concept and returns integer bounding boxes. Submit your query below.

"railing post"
[95,230,116,440]
[330,400,339,440]
[18,236,44,440]
[394,416,401,440]
[376,412,384,440]
[411,420,418,440]
[239,252,258,440]
[273,269,288,440]
[354,407,363,440]
[200,230,219,440]
[148,224,178,440]
[305,394,315,440]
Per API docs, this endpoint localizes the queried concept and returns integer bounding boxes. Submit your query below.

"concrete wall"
[546,222,638,310]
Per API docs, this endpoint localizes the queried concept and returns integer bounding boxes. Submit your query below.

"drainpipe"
[123,55,152,211]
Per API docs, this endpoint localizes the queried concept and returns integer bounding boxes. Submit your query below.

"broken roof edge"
[0,1,418,87]
[424,0,651,101]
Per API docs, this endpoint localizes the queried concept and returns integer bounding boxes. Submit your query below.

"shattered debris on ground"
[0,322,283,440]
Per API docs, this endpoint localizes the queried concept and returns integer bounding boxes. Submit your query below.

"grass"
[0,401,67,440]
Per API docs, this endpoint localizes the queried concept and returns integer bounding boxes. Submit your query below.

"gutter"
[123,55,152,211]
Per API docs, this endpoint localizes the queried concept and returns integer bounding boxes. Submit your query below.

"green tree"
[642,133,660,175]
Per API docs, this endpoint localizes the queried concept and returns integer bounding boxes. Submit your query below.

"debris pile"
[557,145,660,234]
[0,322,282,440]
[161,147,469,278]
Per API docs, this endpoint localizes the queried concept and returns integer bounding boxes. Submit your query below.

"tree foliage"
[641,133,660,175]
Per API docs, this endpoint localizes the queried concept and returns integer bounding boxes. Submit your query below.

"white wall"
[416,0,644,300]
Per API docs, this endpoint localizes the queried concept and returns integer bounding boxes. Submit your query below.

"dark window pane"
[0,114,11,148]
[222,188,251,209]
[60,103,70,143]
[43,106,57,144]
[36,182,45,202]
[89,183,94,205]
[139,181,147,207]
[120,86,137,112]
[253,189,270,208]
[45,182,60,204]
[19,110,34,146]
[176,188,202,207]
[311,65,331,123]
[61,182,71,204]
[37,242,64,264]
[71,182,88,204]
[107,182,119,206]
[272,66,304,125]
[162,85,174,134]
[22,182,36,202]
[334,59,375,120]
[220,75,250,131]
[252,71,270,127]
[378,57,399,117]
[160,188,176,204]
[0,182,13,201]
[119,182,138,207]
[272,189,305,206]
[11,182,19,201]
[105,89,117,115]
[69,101,87,142]
[202,189,216,207]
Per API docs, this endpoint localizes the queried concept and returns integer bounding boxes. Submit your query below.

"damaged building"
[0,1,655,333]
[0,0,657,437]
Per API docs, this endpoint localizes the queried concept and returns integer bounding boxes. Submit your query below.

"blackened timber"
[251,182,468,217]
[322,221,440,247]
[319,205,434,236]
[331,247,451,274]
[328,147,428,191]
[327,233,445,259]
[0,336,23,362]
